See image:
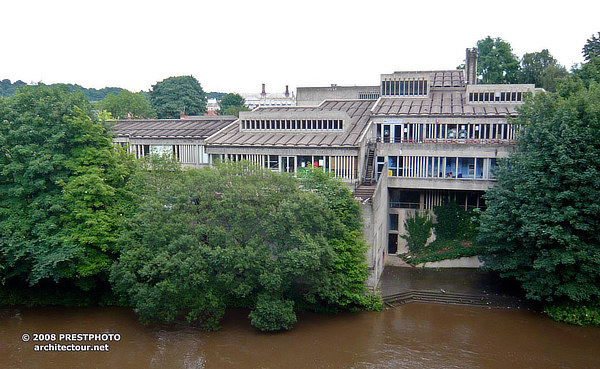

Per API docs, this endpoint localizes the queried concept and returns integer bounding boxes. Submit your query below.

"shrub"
[401,212,432,254]
[434,201,478,241]
[545,301,600,326]
[249,295,297,331]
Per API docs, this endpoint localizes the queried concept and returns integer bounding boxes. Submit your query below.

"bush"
[400,212,432,254]
[545,301,600,326]
[400,238,482,265]
[249,295,297,331]
[434,201,479,241]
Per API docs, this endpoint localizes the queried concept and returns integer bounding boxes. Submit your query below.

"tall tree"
[218,93,249,116]
[477,36,520,84]
[99,90,155,119]
[0,86,135,288]
[518,49,568,92]
[149,76,206,119]
[110,163,376,331]
[478,80,600,304]
[582,31,600,62]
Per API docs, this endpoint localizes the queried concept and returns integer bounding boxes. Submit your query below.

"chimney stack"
[465,47,478,85]
[285,85,289,97]
[261,83,266,97]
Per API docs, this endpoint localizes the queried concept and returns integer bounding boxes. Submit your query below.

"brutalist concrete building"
[112,49,537,287]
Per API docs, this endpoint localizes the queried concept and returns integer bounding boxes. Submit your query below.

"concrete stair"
[354,184,376,203]
[382,290,522,309]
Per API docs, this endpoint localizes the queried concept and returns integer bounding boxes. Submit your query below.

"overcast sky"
[1,0,598,95]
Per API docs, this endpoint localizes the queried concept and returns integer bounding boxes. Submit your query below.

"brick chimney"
[466,47,478,85]
[261,83,266,97]
[285,85,289,97]
[180,110,186,119]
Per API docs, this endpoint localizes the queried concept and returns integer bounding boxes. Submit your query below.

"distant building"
[241,84,296,109]
[206,98,220,112]
[297,85,380,106]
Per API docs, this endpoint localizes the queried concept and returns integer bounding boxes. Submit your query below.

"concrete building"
[111,116,237,168]
[111,48,536,288]
[241,84,296,109]
[296,85,380,106]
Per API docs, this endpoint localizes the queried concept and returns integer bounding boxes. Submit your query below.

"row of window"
[381,79,429,97]
[241,119,344,131]
[376,122,517,143]
[377,156,497,180]
[359,92,380,100]
[469,91,523,103]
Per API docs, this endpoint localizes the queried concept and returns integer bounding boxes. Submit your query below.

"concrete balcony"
[387,177,496,191]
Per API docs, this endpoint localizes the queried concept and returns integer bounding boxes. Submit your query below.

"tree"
[0,86,135,288]
[99,90,155,119]
[582,31,600,62]
[149,76,206,119]
[478,81,600,304]
[518,49,568,92]
[111,163,376,331]
[218,93,249,116]
[476,36,520,84]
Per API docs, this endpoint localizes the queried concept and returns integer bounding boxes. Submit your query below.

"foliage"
[476,36,520,84]
[478,82,600,303]
[0,79,122,101]
[582,31,600,62]
[572,57,600,89]
[0,79,27,97]
[149,76,206,118]
[518,49,568,92]
[111,163,374,331]
[0,85,135,288]
[98,90,155,119]
[433,202,478,241]
[545,301,600,326]
[249,295,297,331]
[400,212,432,254]
[400,239,482,265]
[218,93,245,112]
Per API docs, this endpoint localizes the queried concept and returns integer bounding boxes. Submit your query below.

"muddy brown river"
[1,304,599,369]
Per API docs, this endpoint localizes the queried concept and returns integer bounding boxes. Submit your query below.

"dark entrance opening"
[388,233,398,254]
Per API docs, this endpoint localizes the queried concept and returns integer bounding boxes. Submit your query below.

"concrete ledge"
[416,256,482,268]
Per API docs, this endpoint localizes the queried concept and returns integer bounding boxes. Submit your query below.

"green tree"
[582,31,600,62]
[149,76,206,119]
[478,81,600,304]
[111,163,375,331]
[0,86,135,287]
[477,36,520,84]
[518,49,568,92]
[218,93,249,116]
[98,90,155,119]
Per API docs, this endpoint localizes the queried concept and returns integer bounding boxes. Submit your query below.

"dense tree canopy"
[218,93,249,117]
[478,80,600,303]
[583,31,600,62]
[0,86,135,288]
[477,36,520,84]
[149,76,206,119]
[110,162,375,331]
[518,49,568,92]
[99,90,155,119]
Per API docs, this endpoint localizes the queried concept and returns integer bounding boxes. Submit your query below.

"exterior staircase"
[382,290,524,309]
[354,184,376,204]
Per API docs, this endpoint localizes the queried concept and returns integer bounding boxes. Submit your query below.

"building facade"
[111,49,536,287]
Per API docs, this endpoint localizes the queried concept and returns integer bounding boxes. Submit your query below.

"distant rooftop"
[111,116,237,139]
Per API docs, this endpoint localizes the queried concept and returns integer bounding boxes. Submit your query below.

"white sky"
[1,0,598,94]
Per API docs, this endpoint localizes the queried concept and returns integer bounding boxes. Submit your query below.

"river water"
[1,304,599,369]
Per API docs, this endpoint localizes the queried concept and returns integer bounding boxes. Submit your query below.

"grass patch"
[399,238,483,265]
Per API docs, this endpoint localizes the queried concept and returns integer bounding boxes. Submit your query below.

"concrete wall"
[297,86,379,106]
[363,164,389,288]
[416,256,483,268]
